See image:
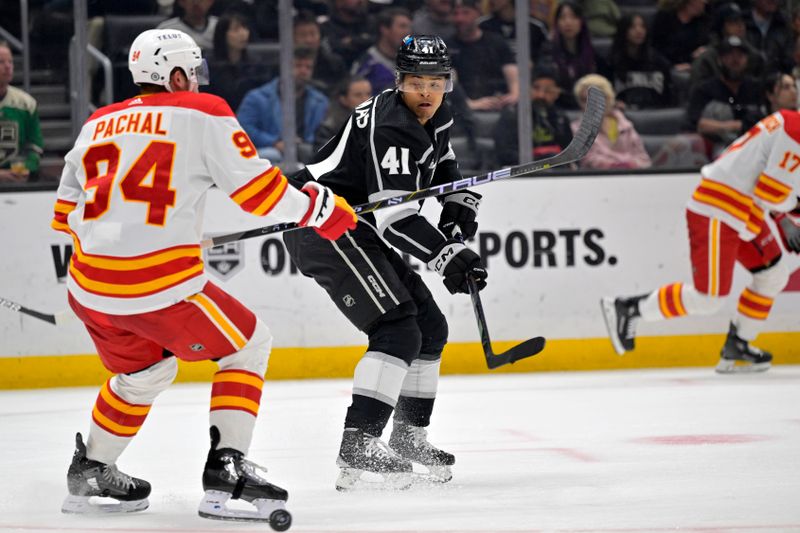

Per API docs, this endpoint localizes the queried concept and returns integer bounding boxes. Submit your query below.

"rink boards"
[1,172,799,388]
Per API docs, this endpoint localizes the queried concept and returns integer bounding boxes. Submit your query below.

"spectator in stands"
[763,70,798,113]
[237,47,329,163]
[572,74,651,169]
[551,1,600,109]
[607,13,674,109]
[314,76,373,150]
[294,11,348,94]
[412,0,456,41]
[744,0,793,73]
[478,0,553,66]
[444,82,479,148]
[686,35,763,158]
[205,11,265,111]
[158,0,218,51]
[651,0,709,72]
[0,42,43,183]
[493,64,573,165]
[580,0,621,38]
[532,0,557,29]
[352,8,413,95]
[793,36,800,105]
[321,0,375,68]
[450,0,519,110]
[690,2,764,89]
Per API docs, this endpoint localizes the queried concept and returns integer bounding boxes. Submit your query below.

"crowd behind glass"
[2,0,800,186]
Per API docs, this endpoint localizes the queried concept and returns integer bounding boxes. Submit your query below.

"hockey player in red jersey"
[602,110,800,374]
[53,29,356,527]
[283,35,487,490]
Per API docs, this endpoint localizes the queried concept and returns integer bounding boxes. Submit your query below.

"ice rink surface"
[1,365,799,533]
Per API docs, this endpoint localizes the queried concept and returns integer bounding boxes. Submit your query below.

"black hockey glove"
[438,190,482,240]
[427,239,488,294]
[772,211,800,253]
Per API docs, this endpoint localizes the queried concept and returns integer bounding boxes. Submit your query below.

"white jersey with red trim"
[52,91,311,314]
[688,110,800,239]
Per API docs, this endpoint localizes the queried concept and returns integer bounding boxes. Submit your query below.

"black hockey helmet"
[395,34,452,77]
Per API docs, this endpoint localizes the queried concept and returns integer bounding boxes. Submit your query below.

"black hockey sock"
[393,396,435,427]
[344,394,394,437]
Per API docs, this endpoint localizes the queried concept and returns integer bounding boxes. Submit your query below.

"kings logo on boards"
[204,241,244,281]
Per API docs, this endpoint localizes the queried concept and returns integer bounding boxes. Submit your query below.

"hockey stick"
[200,86,605,249]
[453,229,546,369]
[466,277,546,369]
[0,296,72,326]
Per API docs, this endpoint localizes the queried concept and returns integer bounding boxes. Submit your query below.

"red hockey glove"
[299,181,357,240]
[427,239,488,294]
[772,211,800,253]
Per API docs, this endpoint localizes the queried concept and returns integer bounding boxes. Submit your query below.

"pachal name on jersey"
[92,112,168,141]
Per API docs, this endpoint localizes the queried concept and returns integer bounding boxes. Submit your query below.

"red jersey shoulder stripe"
[87,91,234,123]
[780,110,800,145]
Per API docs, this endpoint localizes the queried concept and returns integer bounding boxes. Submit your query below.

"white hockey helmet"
[128,29,208,92]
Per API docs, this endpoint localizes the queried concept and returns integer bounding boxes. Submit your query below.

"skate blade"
[412,464,453,484]
[61,494,149,514]
[198,490,291,529]
[600,297,626,356]
[715,359,771,374]
[335,468,413,491]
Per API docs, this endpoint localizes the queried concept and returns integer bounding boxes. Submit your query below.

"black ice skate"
[715,324,772,374]
[335,428,413,491]
[600,295,644,355]
[389,422,454,483]
[198,426,291,531]
[61,432,150,514]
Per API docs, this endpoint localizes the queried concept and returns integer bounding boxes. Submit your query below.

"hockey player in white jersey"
[602,110,800,373]
[53,29,356,529]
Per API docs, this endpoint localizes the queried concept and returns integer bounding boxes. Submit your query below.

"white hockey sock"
[352,351,409,408]
[210,319,272,454]
[399,356,441,400]
[86,358,177,464]
[638,282,724,321]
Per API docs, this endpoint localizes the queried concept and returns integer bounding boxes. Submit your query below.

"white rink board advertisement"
[1,173,799,357]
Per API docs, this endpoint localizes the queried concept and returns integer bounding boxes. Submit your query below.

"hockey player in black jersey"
[283,34,488,490]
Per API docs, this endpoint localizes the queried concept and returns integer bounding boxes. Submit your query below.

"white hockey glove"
[298,181,357,240]
[772,210,800,253]
[427,238,488,294]
[438,190,481,240]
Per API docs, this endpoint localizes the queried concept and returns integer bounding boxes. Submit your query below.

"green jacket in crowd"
[0,85,43,173]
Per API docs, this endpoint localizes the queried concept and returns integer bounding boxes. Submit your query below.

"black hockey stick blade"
[0,296,58,325]
[467,277,546,370]
[201,87,605,249]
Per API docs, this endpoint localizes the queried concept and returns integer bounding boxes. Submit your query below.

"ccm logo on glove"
[427,239,488,294]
